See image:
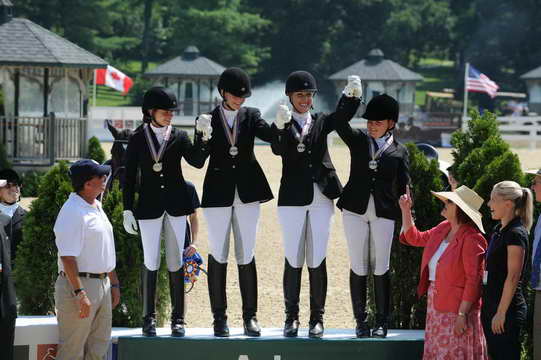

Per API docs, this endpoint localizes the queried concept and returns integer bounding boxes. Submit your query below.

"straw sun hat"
[431,185,485,234]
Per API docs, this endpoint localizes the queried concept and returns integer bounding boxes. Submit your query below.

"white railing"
[496,116,541,149]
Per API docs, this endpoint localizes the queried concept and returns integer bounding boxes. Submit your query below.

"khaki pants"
[54,275,112,360]
[535,291,541,360]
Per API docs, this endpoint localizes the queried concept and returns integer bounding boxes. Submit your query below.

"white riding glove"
[343,75,363,98]
[123,210,138,235]
[196,114,213,141]
[275,104,291,130]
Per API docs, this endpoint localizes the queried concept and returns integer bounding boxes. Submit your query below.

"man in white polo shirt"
[54,159,120,360]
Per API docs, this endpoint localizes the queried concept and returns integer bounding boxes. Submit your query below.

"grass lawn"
[414,58,460,106]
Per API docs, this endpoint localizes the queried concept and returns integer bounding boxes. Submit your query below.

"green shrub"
[87,136,106,164]
[451,110,524,232]
[102,181,170,327]
[20,171,46,197]
[15,161,72,314]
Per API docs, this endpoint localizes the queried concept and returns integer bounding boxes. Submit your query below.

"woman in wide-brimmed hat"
[399,185,488,360]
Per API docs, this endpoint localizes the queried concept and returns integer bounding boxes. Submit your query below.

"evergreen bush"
[451,110,524,232]
[15,161,72,314]
[87,136,106,164]
[20,171,45,197]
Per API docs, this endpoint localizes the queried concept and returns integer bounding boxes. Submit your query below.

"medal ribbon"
[219,106,240,147]
[369,133,394,163]
[291,115,313,144]
[143,124,172,164]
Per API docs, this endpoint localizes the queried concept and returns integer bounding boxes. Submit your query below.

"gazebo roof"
[329,49,423,82]
[520,66,541,80]
[145,46,226,78]
[0,18,107,68]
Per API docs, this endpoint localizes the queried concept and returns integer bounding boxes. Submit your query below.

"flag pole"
[92,69,98,108]
[462,62,469,130]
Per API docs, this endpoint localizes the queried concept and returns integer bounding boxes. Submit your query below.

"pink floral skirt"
[423,283,487,360]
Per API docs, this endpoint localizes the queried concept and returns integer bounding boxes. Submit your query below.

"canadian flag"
[95,65,134,94]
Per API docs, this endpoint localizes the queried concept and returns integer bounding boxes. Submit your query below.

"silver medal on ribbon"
[368,134,394,172]
[220,106,240,157]
[143,124,172,173]
[291,114,312,153]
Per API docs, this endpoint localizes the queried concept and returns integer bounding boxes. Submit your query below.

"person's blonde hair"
[492,180,534,232]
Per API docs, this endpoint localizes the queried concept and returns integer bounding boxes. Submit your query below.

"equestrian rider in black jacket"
[122,87,207,337]
[270,71,362,338]
[336,93,410,338]
[193,67,275,337]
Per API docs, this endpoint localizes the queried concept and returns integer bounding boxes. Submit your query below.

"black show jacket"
[0,213,16,320]
[271,96,360,206]
[123,126,207,220]
[194,106,275,207]
[335,115,410,221]
[4,206,26,265]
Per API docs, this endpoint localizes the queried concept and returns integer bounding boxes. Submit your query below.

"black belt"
[60,271,108,279]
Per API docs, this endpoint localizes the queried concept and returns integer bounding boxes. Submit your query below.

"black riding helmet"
[218,67,252,98]
[141,87,180,122]
[362,94,399,131]
[0,169,22,186]
[285,71,317,94]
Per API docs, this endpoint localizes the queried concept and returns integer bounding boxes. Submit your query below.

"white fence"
[495,116,541,149]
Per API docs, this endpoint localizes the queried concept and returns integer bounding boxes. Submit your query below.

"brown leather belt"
[60,271,108,279]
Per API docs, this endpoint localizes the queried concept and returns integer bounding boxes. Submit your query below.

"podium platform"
[117,328,425,360]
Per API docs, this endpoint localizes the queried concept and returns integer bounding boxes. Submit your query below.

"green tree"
[168,0,271,74]
[87,136,106,164]
[451,110,524,231]
[15,161,72,314]
[14,0,111,53]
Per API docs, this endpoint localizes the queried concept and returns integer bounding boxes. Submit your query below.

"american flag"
[466,65,499,98]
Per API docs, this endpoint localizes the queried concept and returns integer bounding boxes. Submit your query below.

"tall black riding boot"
[238,258,261,337]
[372,271,391,338]
[350,270,370,338]
[283,259,302,337]
[308,259,327,338]
[141,267,158,337]
[208,254,229,337]
[169,268,186,337]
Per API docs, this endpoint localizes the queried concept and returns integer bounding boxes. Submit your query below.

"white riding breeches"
[278,184,334,269]
[138,212,187,272]
[342,195,395,276]
[203,190,260,265]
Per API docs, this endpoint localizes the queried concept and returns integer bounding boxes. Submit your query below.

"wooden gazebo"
[0,0,107,165]
[520,66,541,114]
[144,46,225,118]
[329,49,423,117]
